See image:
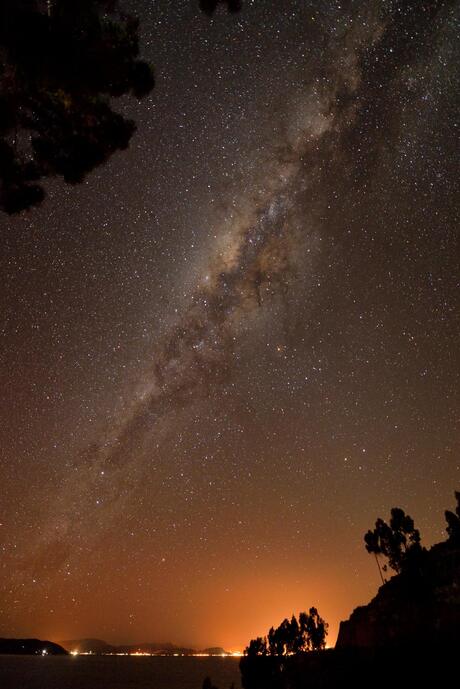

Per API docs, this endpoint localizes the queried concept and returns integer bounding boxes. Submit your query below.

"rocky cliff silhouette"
[336,541,460,649]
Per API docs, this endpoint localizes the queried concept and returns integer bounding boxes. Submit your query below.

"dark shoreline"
[239,644,458,689]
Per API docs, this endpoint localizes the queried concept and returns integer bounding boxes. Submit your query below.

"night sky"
[1,0,459,651]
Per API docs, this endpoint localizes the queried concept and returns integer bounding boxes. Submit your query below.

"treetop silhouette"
[0,0,154,214]
[364,507,424,579]
[245,607,328,657]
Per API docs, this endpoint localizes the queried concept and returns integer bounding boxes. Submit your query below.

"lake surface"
[0,655,242,689]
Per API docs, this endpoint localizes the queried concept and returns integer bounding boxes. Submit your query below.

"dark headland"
[236,496,460,689]
[239,542,460,689]
[0,638,67,655]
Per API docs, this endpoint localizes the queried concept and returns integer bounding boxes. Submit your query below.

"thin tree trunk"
[374,553,385,585]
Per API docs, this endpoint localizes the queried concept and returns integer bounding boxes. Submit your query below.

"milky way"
[1,0,459,648]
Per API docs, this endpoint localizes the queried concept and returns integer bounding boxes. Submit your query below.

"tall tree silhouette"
[300,607,328,651]
[0,0,153,214]
[246,608,328,656]
[245,637,267,657]
[364,507,423,575]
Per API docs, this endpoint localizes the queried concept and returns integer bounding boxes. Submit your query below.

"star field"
[0,0,459,650]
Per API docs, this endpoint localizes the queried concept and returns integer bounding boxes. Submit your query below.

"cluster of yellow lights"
[70,650,243,657]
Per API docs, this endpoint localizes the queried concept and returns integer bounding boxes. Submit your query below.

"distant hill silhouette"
[59,638,230,656]
[0,638,67,655]
[60,638,114,654]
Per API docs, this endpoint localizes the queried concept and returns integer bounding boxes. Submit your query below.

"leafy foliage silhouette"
[364,507,424,576]
[245,608,328,657]
[0,0,154,214]
[0,0,246,214]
